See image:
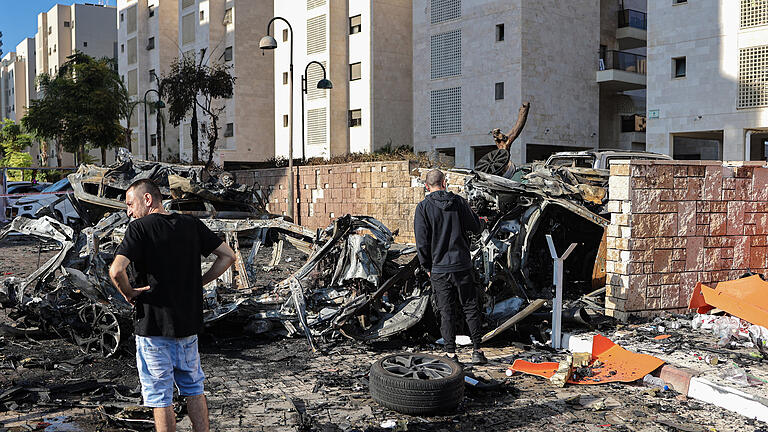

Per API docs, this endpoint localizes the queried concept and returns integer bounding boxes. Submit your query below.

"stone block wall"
[605,160,768,319]
[234,161,468,243]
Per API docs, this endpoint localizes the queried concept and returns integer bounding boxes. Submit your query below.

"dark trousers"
[431,270,482,353]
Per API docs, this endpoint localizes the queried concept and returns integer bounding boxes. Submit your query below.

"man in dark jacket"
[414,169,487,364]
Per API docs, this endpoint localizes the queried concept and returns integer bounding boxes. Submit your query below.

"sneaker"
[445,353,461,364]
[472,350,488,365]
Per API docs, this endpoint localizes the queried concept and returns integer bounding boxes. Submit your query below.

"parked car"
[3,181,51,219]
[545,149,672,170]
[12,178,81,225]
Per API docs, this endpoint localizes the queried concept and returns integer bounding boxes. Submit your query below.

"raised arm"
[201,242,236,286]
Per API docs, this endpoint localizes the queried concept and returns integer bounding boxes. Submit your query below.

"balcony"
[617,9,647,50]
[597,50,646,91]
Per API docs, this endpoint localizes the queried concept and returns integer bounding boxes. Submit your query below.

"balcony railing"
[599,50,647,75]
[618,9,647,30]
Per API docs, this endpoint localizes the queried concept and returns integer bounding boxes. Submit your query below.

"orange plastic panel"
[688,275,768,328]
[510,334,665,385]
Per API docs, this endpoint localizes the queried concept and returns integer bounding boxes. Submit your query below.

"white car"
[12,178,81,225]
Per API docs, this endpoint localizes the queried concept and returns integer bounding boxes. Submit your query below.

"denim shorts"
[135,335,205,408]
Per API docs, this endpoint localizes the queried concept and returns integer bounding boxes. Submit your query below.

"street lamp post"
[142,88,165,161]
[301,61,333,161]
[260,17,295,221]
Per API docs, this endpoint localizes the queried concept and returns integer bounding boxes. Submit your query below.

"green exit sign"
[648,109,660,119]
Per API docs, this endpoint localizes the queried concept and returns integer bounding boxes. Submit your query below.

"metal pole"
[546,234,577,349]
[301,74,306,161]
[0,168,6,223]
[143,91,149,160]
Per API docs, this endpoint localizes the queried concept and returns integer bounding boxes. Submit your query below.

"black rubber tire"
[369,353,464,415]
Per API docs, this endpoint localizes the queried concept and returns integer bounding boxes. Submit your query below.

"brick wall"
[605,160,768,320]
[234,161,469,243]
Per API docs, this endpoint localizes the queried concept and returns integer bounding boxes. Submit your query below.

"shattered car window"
[547,156,595,168]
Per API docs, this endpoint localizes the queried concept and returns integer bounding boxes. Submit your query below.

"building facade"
[413,0,649,168]
[271,0,412,161]
[32,3,117,166]
[646,0,768,161]
[0,38,37,123]
[117,0,275,166]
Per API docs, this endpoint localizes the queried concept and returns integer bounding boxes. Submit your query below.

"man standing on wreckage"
[108,179,236,432]
[414,169,487,365]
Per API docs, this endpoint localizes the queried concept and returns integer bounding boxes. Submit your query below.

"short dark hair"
[127,178,163,204]
[425,169,445,188]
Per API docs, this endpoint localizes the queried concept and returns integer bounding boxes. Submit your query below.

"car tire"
[369,352,464,415]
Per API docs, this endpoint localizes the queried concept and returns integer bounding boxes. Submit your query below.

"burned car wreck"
[0,149,613,356]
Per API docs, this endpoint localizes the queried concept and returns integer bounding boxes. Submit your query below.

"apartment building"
[413,0,649,168]
[647,0,768,161]
[117,0,275,165]
[33,3,117,166]
[0,38,36,122]
[271,0,412,160]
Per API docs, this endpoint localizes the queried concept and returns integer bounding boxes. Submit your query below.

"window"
[436,148,456,165]
[224,123,234,137]
[307,15,327,54]
[430,87,461,135]
[148,6,154,17]
[182,13,196,44]
[64,21,70,27]
[741,0,768,28]
[739,45,768,108]
[674,0,687,3]
[223,8,233,25]
[307,108,327,147]
[673,56,686,78]
[127,5,137,33]
[223,46,233,62]
[496,24,504,41]
[283,29,289,42]
[283,115,289,127]
[431,0,461,24]
[53,44,56,53]
[147,37,155,50]
[283,72,288,85]
[307,61,327,100]
[120,12,124,22]
[121,44,125,53]
[307,0,326,9]
[430,30,461,79]
[149,69,156,80]
[200,10,205,21]
[350,62,361,81]
[350,15,361,34]
[48,26,52,35]
[83,41,88,47]
[182,0,195,8]
[349,109,361,127]
[495,82,504,100]
[150,134,157,146]
[127,37,137,64]
[127,69,138,96]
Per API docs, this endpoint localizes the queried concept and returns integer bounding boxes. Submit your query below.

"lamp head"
[317,78,333,90]
[155,100,166,109]
[259,35,278,50]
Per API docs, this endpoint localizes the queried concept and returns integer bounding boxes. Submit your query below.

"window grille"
[308,0,326,10]
[307,15,327,55]
[431,30,461,79]
[307,61,328,100]
[739,45,768,108]
[741,0,768,28]
[431,0,460,24]
[308,108,327,147]
[430,87,461,135]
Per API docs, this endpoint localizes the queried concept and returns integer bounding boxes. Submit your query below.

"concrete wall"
[605,160,768,320]
[647,0,768,160]
[235,161,468,243]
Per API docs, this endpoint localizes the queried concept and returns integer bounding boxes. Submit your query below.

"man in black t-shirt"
[109,179,235,432]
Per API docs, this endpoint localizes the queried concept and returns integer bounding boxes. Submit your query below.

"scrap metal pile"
[0,149,614,356]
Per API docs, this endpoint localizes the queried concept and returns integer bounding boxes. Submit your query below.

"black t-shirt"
[115,212,223,337]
